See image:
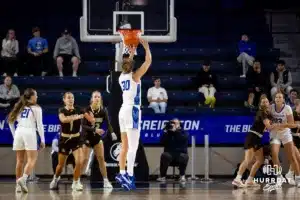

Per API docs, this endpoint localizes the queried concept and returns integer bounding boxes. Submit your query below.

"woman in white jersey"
[8,88,45,193]
[265,92,300,189]
[115,39,152,191]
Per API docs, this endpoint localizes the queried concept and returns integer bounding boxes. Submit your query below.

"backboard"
[80,0,177,43]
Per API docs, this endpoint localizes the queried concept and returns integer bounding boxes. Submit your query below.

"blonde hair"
[90,91,103,110]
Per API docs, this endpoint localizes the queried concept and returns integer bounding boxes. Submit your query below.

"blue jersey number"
[121,80,130,91]
[21,108,30,119]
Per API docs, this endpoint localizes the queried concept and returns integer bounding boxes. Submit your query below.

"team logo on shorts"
[110,142,122,161]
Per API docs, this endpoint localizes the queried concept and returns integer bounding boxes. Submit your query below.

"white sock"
[247,176,253,182]
[59,72,63,77]
[126,129,140,177]
[22,174,29,181]
[72,71,77,76]
[103,178,109,182]
[288,170,294,175]
[120,170,126,175]
[236,174,242,180]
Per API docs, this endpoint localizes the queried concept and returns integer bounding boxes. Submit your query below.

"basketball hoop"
[118,29,141,49]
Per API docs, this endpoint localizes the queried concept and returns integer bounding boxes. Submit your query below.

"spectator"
[147,78,168,113]
[286,89,298,109]
[244,60,268,108]
[157,119,189,182]
[237,34,256,78]
[27,27,49,76]
[53,29,81,77]
[197,62,217,108]
[1,29,19,77]
[270,60,293,99]
[0,76,20,108]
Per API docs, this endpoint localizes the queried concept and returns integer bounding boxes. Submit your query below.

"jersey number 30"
[21,108,30,119]
[121,80,130,91]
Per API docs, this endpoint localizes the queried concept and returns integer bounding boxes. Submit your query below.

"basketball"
[120,30,141,47]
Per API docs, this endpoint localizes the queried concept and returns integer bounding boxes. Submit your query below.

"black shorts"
[58,136,83,155]
[82,131,102,148]
[293,136,300,149]
[244,132,263,151]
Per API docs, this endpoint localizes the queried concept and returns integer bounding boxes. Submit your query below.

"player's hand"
[89,112,96,124]
[111,132,117,141]
[140,38,149,50]
[95,129,105,135]
[40,142,45,150]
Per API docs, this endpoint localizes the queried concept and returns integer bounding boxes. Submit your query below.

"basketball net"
[118,26,140,55]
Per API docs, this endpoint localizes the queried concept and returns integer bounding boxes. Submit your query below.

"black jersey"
[59,106,83,134]
[82,106,113,133]
[291,110,300,134]
[250,110,272,134]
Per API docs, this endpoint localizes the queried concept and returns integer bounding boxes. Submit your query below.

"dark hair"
[153,77,160,81]
[8,88,36,123]
[276,60,285,66]
[290,89,298,94]
[32,27,40,33]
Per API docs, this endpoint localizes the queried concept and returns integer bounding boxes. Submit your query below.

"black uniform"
[292,110,300,149]
[58,106,83,155]
[244,110,272,151]
[82,106,114,148]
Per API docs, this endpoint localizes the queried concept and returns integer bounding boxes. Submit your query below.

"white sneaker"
[49,176,60,190]
[240,74,246,78]
[157,177,166,182]
[179,176,186,182]
[286,173,296,185]
[2,73,7,77]
[17,177,28,193]
[72,181,83,191]
[13,73,18,77]
[41,71,47,76]
[72,72,77,77]
[59,72,63,77]
[15,184,22,193]
[245,180,260,187]
[232,178,246,188]
[103,180,113,188]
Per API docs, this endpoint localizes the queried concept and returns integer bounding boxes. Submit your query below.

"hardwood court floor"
[1,179,300,200]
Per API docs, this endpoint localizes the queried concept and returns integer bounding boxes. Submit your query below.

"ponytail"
[8,96,26,124]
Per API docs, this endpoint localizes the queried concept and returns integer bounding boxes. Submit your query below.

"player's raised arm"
[133,39,152,81]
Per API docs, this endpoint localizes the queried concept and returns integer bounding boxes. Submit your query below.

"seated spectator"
[286,89,298,109]
[197,62,216,108]
[147,78,168,113]
[237,34,256,78]
[157,119,189,182]
[244,60,268,108]
[51,132,75,174]
[270,60,293,99]
[53,29,81,77]
[27,27,49,76]
[1,29,19,77]
[0,76,20,108]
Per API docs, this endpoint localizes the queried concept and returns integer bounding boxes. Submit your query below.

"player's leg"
[72,147,84,191]
[93,141,113,188]
[283,138,300,187]
[81,144,91,175]
[15,150,25,193]
[50,153,68,190]
[245,148,264,187]
[232,148,254,188]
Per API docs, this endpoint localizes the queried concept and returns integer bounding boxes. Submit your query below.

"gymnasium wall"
[0,147,290,176]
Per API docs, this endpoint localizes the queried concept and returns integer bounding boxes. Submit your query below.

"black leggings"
[1,57,18,75]
[160,152,189,177]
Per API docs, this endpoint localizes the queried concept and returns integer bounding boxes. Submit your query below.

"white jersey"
[9,105,45,143]
[270,104,293,134]
[119,72,141,107]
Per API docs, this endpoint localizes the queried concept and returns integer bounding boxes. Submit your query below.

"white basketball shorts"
[270,129,293,145]
[13,127,38,151]
[118,105,141,133]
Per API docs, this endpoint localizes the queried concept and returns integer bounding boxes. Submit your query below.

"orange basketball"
[120,30,140,47]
